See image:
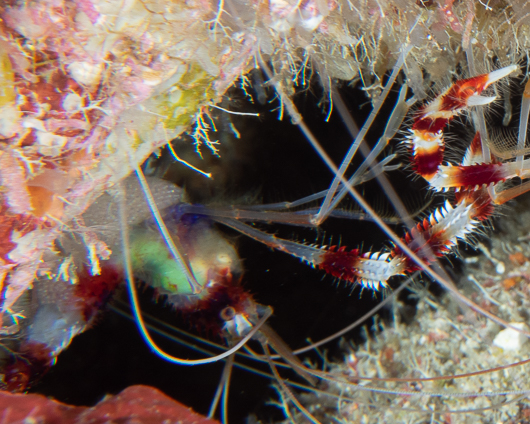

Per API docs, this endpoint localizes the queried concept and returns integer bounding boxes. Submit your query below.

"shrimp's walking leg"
[262,343,322,424]
[516,79,530,170]
[208,353,234,424]
[256,324,317,386]
[313,45,412,225]
[326,82,411,217]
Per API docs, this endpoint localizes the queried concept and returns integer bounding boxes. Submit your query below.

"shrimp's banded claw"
[409,64,530,210]
[215,217,402,290]
[429,160,522,193]
[416,65,517,125]
[316,192,490,288]
[406,65,518,181]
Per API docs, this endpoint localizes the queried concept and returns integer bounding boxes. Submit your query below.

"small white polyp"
[493,322,530,352]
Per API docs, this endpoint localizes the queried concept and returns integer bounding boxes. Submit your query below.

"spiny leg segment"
[216,65,524,292]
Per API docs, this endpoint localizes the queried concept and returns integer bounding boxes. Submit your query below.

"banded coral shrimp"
[0,45,416,418]
[139,60,530,424]
[147,62,530,424]
[11,76,403,423]
[17,57,530,424]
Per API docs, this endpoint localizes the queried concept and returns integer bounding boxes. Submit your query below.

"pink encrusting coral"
[0,0,357,335]
[0,0,259,320]
[0,384,220,423]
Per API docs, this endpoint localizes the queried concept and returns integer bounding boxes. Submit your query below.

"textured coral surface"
[0,385,220,423]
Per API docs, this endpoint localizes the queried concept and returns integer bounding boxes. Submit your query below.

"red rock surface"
[0,385,220,423]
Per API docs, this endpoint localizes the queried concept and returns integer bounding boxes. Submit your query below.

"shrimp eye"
[220,306,236,321]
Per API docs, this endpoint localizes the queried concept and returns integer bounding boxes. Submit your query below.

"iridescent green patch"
[129,229,196,295]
